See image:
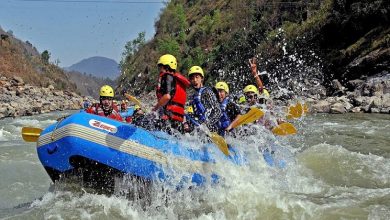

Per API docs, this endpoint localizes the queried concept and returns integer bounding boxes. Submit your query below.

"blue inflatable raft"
[36,112,243,192]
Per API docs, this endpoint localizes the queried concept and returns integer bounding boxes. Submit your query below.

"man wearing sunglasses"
[86,85,123,121]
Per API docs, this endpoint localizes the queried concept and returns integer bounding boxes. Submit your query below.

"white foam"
[0,127,12,141]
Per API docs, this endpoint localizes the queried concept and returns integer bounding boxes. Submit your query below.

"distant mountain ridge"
[66,56,120,79]
[65,71,116,99]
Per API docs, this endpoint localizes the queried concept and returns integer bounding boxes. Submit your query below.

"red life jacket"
[86,105,123,122]
[156,71,190,122]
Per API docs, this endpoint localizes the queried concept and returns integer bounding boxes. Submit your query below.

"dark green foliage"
[119,0,389,95]
[41,50,50,64]
[120,31,146,73]
[157,37,181,56]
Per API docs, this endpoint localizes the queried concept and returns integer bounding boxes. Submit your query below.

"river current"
[0,110,389,219]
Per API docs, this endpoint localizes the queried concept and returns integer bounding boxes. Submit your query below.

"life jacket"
[86,105,123,122]
[191,87,209,123]
[218,97,231,135]
[156,71,190,122]
[83,101,90,109]
[120,103,127,112]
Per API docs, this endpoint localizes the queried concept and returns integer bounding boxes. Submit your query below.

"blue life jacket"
[219,97,231,129]
[83,101,90,109]
[191,87,208,123]
[218,97,231,136]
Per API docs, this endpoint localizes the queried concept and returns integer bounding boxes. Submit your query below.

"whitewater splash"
[1,111,389,219]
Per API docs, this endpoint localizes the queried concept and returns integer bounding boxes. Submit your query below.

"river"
[0,111,389,219]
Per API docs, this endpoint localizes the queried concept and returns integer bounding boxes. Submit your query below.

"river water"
[0,110,389,219]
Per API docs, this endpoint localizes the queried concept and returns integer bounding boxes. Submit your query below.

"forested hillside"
[0,27,78,91]
[118,0,389,99]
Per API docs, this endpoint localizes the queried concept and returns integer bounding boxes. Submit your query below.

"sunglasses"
[100,97,113,101]
[245,94,257,100]
[259,98,266,104]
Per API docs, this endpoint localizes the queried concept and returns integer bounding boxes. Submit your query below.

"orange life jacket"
[86,105,123,122]
[156,71,190,122]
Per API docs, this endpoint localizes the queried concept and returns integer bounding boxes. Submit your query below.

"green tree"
[157,37,180,57]
[119,31,146,82]
[119,32,146,71]
[41,50,50,64]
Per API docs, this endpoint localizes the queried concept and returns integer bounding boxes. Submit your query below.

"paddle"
[121,95,230,156]
[271,122,297,136]
[185,115,229,156]
[229,107,264,129]
[286,102,308,119]
[303,103,309,114]
[201,126,229,156]
[124,93,142,107]
[22,127,42,142]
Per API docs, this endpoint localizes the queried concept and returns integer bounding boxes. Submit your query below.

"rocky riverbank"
[309,73,390,114]
[1,72,389,120]
[0,75,94,119]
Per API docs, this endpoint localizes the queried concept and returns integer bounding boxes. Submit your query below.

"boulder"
[32,106,42,114]
[351,107,362,113]
[330,103,347,114]
[331,79,345,96]
[346,79,365,91]
[371,81,385,96]
[371,108,380,113]
[380,108,390,114]
[311,100,331,113]
[306,85,327,100]
[6,106,15,116]
[11,76,24,86]
[0,107,7,115]
[353,96,374,107]
[382,94,390,108]
[53,91,64,96]
[371,96,383,108]
[10,101,19,108]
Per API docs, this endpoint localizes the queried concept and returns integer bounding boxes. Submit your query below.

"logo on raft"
[89,119,118,133]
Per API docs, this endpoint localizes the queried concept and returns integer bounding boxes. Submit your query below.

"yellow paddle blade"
[271,123,297,136]
[22,127,42,142]
[209,132,229,156]
[287,102,308,119]
[287,104,300,119]
[296,103,303,117]
[303,103,309,114]
[231,107,264,129]
[124,93,142,107]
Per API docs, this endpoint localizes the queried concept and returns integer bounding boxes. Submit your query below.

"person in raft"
[150,54,191,133]
[85,85,123,121]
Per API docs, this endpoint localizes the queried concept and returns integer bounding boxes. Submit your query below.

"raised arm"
[249,57,264,92]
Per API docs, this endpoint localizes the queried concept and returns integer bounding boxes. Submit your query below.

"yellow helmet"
[215,81,229,93]
[186,106,194,114]
[243,85,259,95]
[134,105,141,110]
[262,88,270,97]
[238,96,246,104]
[100,85,114,97]
[157,54,177,70]
[188,66,204,78]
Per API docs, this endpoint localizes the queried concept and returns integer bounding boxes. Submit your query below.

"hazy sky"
[0,0,165,67]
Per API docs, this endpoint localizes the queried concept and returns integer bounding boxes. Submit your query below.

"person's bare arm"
[249,57,264,92]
